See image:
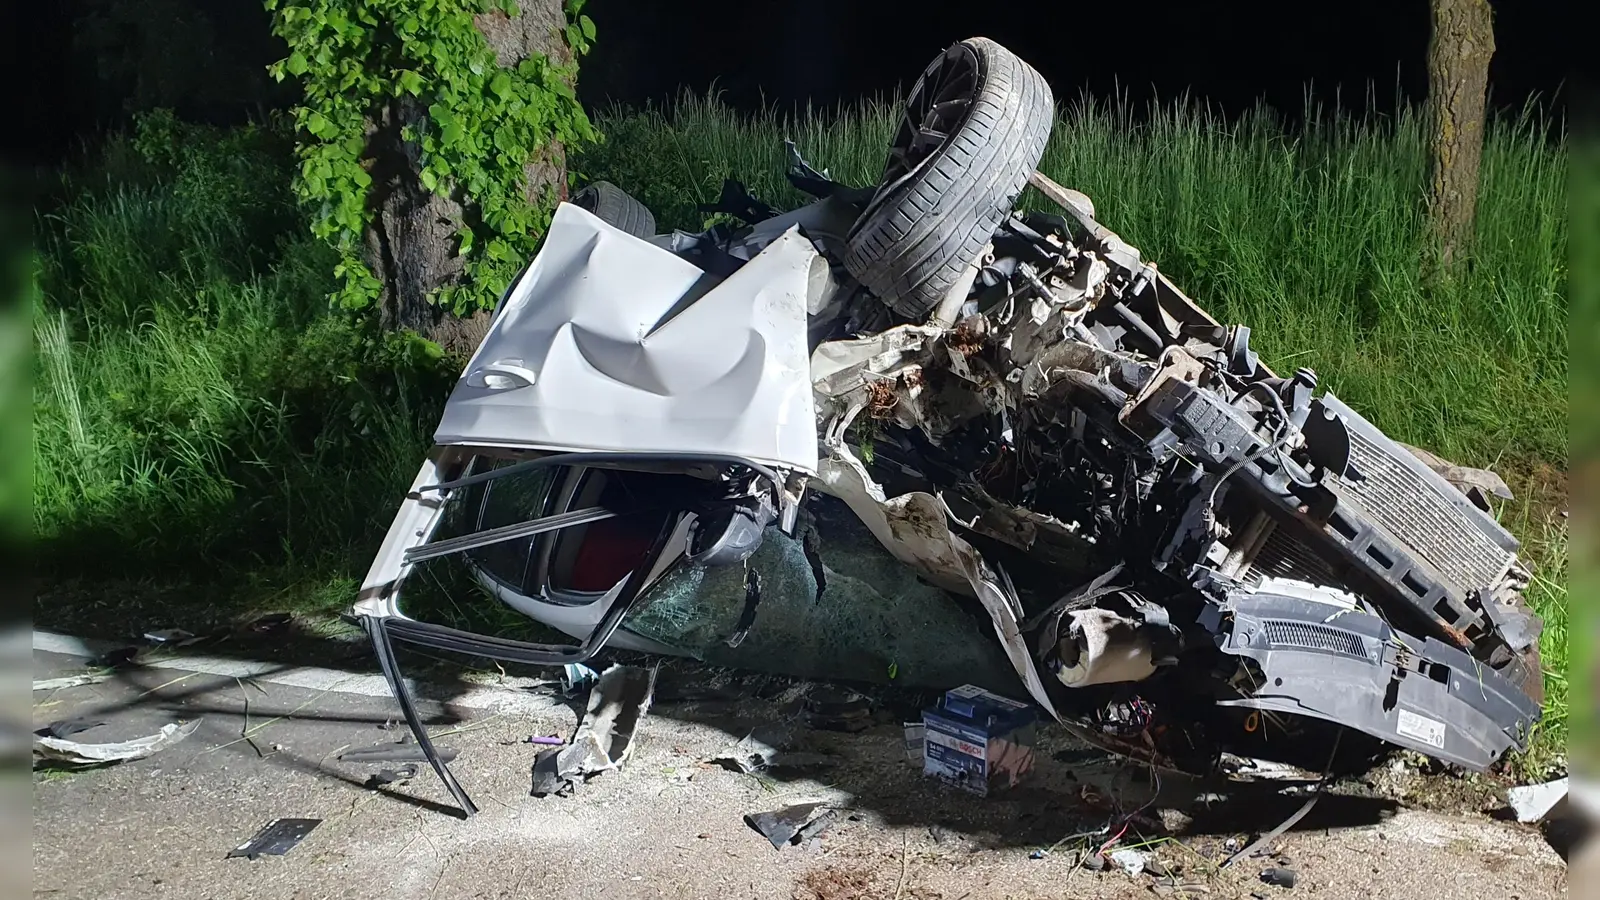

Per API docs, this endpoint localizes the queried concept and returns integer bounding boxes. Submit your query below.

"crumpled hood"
[435,203,821,472]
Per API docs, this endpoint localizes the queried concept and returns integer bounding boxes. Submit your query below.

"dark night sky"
[18,0,1568,167]
[578,0,1566,119]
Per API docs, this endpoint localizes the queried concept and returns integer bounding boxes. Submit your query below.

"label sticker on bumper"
[1397,709,1446,749]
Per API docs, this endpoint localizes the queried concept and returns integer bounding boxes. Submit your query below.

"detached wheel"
[845,37,1054,320]
[571,181,656,238]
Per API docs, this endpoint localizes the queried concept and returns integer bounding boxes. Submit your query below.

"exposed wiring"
[1235,381,1319,489]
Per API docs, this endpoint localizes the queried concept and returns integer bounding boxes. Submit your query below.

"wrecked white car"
[357,38,1543,815]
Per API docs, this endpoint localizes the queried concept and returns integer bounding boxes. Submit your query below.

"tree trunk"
[1425,0,1495,272]
[364,0,572,336]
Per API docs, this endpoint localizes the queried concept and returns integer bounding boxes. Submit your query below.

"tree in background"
[267,0,598,337]
[1425,0,1495,271]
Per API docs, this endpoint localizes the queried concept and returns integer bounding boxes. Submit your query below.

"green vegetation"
[33,94,1567,768]
[266,0,598,314]
[34,116,452,606]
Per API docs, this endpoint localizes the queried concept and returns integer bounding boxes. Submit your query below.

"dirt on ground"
[30,639,1571,900]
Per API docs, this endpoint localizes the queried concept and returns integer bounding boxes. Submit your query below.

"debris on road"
[364,765,418,787]
[562,664,654,774]
[1109,847,1149,875]
[226,818,321,860]
[529,747,574,798]
[562,663,599,695]
[32,673,110,691]
[802,687,872,733]
[339,736,459,765]
[1507,776,1569,824]
[1260,867,1299,888]
[142,628,200,646]
[922,685,1036,796]
[531,664,656,798]
[745,802,834,850]
[34,719,200,766]
[901,721,925,766]
[524,734,565,746]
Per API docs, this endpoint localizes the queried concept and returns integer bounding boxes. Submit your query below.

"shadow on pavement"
[31,614,1404,852]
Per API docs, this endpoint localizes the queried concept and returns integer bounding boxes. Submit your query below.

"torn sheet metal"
[34,719,200,765]
[558,664,656,775]
[813,442,1060,720]
[435,204,821,473]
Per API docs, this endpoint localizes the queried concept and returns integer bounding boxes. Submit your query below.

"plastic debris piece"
[365,765,418,787]
[1507,777,1569,823]
[745,802,827,849]
[530,747,574,797]
[339,737,458,764]
[32,674,109,691]
[524,735,565,746]
[227,818,321,859]
[1110,848,1148,875]
[34,719,200,766]
[562,662,599,694]
[1260,867,1298,888]
[793,808,839,844]
[143,628,198,645]
[559,664,655,775]
[903,722,926,765]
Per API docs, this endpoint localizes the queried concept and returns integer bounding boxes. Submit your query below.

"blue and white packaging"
[922,684,1037,796]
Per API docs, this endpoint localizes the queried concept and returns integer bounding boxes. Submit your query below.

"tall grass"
[33,120,447,596]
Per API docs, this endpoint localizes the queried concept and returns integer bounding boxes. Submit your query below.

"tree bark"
[1426,0,1495,271]
[364,0,572,337]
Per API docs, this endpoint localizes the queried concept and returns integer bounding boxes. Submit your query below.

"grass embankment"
[33,97,1567,767]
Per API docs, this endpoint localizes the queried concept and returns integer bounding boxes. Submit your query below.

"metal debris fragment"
[745,802,833,850]
[227,818,321,859]
[34,719,200,766]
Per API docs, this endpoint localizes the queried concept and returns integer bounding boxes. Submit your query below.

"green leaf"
[286,51,309,75]
[419,168,438,192]
[490,71,512,98]
[304,111,332,137]
[579,14,595,39]
[398,70,423,96]
[456,228,475,255]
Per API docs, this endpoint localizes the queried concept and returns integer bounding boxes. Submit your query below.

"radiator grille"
[1245,527,1339,587]
[1263,620,1367,657]
[1341,431,1513,592]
